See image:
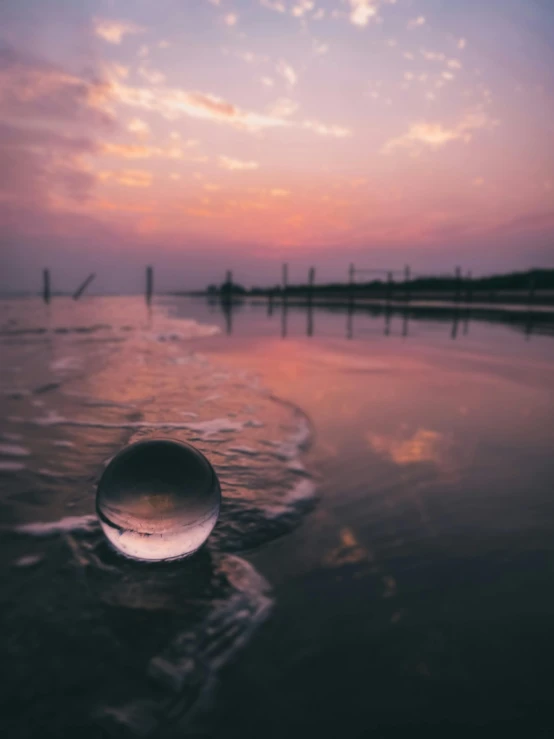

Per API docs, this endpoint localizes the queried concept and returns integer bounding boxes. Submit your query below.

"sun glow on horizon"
[1,0,553,289]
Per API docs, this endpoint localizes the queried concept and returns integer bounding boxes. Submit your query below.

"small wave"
[266,416,312,461]
[50,356,82,372]
[32,413,262,437]
[0,444,31,457]
[2,322,316,737]
[228,445,259,456]
[37,468,65,477]
[34,382,61,394]
[263,479,317,519]
[150,327,220,342]
[0,461,25,473]
[95,553,272,736]
[0,327,48,337]
[0,432,22,442]
[2,388,31,399]
[13,554,44,568]
[14,514,98,536]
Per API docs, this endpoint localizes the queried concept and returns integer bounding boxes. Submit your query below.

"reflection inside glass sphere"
[96,439,221,562]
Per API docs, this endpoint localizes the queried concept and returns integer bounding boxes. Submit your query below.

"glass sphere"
[96,439,221,562]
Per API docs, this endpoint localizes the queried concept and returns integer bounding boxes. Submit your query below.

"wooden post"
[525,275,535,339]
[308,267,315,308]
[454,266,462,304]
[348,263,355,310]
[307,267,315,337]
[463,270,472,336]
[146,265,154,305]
[282,263,288,305]
[221,270,233,310]
[386,271,393,305]
[43,269,51,304]
[466,270,473,304]
[528,272,536,306]
[404,265,411,302]
[73,273,96,301]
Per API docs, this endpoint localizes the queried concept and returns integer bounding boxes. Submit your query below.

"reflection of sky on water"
[367,427,448,466]
[1,294,554,737]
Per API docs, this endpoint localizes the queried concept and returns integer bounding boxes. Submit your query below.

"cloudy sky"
[1,0,553,293]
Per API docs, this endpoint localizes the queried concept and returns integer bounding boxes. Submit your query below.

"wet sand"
[1,296,554,737]
[191,322,554,738]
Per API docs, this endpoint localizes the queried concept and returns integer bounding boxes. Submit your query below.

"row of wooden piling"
[267,263,538,308]
[39,264,538,307]
[41,267,153,304]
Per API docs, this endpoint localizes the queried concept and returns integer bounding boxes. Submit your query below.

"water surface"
[1,296,553,738]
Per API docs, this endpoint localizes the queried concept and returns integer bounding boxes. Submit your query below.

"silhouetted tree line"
[202,268,554,296]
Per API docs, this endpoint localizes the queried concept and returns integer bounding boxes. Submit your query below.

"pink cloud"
[0,121,97,207]
[0,46,113,126]
[381,109,497,154]
[93,18,145,44]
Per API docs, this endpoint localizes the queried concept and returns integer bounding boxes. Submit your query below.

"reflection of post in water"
[281,263,289,338]
[221,270,233,335]
[222,300,232,334]
[346,300,353,339]
[384,304,391,336]
[348,263,355,313]
[454,265,462,306]
[463,269,472,335]
[527,272,536,308]
[402,305,409,337]
[451,310,460,339]
[386,271,393,309]
[281,299,288,338]
[307,266,315,337]
[525,311,535,340]
[525,272,536,340]
[307,306,313,337]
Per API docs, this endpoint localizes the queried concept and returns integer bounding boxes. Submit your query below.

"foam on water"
[0,461,26,473]
[0,444,30,457]
[32,413,256,436]
[1,297,316,737]
[14,514,99,535]
[50,356,81,372]
[13,554,44,568]
[228,445,259,455]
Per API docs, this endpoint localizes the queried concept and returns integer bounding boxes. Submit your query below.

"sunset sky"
[1,0,553,293]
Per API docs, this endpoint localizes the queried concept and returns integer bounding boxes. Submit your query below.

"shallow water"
[1,296,553,737]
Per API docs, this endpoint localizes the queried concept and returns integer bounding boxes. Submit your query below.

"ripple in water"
[2,319,316,737]
[96,439,221,561]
